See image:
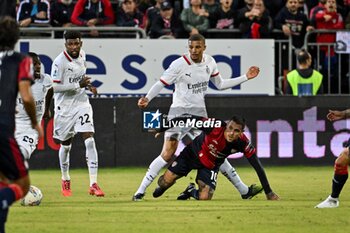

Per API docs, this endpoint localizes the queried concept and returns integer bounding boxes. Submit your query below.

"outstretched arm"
[210,66,260,90]
[137,81,165,109]
[246,153,279,200]
[327,109,350,121]
[245,66,260,79]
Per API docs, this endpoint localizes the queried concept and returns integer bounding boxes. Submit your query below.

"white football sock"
[135,155,168,195]
[220,159,249,195]
[59,144,71,181]
[85,137,98,186]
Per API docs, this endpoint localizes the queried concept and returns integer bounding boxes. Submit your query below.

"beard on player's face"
[32,58,41,79]
[65,39,82,59]
[67,49,80,58]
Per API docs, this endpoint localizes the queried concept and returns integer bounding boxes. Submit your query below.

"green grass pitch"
[7,166,350,233]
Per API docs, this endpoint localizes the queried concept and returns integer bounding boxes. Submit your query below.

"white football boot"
[315,195,339,208]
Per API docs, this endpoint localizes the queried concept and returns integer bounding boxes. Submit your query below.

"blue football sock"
[0,187,16,233]
[0,208,8,233]
[0,188,15,210]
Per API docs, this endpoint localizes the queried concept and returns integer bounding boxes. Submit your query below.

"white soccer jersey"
[51,50,90,116]
[160,53,219,118]
[15,73,53,129]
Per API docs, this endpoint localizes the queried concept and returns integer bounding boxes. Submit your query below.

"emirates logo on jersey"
[187,81,209,94]
[69,76,82,83]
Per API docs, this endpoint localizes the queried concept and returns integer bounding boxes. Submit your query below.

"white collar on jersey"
[183,53,206,65]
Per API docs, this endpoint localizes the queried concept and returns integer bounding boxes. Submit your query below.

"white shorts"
[15,128,38,160]
[164,127,202,141]
[53,105,95,141]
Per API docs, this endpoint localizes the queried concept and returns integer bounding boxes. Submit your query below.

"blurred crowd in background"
[10,0,348,40]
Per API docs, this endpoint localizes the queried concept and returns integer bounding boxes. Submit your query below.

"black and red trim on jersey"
[160,78,170,86]
[211,72,219,77]
[182,55,191,65]
[18,56,34,83]
[195,127,255,169]
[63,51,72,62]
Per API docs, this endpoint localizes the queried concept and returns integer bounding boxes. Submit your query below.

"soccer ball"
[20,185,43,206]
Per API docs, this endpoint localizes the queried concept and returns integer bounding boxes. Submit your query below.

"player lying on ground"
[151,115,280,200]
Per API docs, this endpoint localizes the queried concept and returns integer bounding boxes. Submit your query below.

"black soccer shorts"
[168,148,218,190]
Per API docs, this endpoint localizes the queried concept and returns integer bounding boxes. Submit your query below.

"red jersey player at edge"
[0,16,43,233]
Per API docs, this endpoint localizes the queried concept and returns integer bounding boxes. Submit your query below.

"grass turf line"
[7,166,350,233]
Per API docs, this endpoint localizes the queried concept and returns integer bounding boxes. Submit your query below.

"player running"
[133,33,267,201]
[51,31,104,197]
[15,52,53,160]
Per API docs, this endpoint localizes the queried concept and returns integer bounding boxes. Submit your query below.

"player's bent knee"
[161,149,177,161]
[334,159,349,175]
[160,172,176,187]
[335,158,347,167]
[197,182,212,200]
[335,149,350,166]
[82,132,94,141]
[61,138,72,146]
[161,140,178,160]
[198,191,210,200]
